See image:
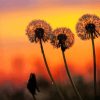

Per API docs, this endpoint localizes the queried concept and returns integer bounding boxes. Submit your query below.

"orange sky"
[0,0,100,84]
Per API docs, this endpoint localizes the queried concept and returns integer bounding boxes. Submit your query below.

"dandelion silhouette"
[49,27,83,100]
[26,20,51,43]
[27,73,40,100]
[26,20,65,100]
[50,28,74,51]
[76,14,100,100]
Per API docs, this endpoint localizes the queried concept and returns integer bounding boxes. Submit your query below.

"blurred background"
[0,0,100,100]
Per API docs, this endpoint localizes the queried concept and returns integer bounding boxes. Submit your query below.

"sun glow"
[0,1,100,83]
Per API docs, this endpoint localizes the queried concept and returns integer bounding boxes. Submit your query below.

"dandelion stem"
[62,50,83,100]
[39,39,65,100]
[91,34,97,100]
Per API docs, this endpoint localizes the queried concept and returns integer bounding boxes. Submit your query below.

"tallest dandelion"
[76,14,100,100]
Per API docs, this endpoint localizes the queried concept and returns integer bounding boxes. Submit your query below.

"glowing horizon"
[0,0,100,84]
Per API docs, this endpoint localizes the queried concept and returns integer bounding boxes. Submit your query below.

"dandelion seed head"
[50,27,74,50]
[76,14,100,40]
[26,20,52,43]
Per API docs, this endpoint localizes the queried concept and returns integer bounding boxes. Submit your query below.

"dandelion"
[76,14,100,100]
[26,20,65,100]
[26,20,51,43]
[50,27,83,100]
[76,14,100,40]
[50,27,74,51]
[27,73,40,100]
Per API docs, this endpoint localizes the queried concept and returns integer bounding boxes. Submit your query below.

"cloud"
[61,0,100,5]
[0,0,99,11]
[0,0,37,11]
[37,0,100,5]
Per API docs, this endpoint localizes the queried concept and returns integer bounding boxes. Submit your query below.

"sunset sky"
[0,0,100,85]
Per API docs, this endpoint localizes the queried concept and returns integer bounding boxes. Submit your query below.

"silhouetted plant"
[27,73,40,100]
[76,14,100,100]
[26,20,65,100]
[49,27,83,100]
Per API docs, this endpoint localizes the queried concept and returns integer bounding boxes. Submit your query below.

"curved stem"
[62,50,83,100]
[91,34,96,100]
[39,39,65,100]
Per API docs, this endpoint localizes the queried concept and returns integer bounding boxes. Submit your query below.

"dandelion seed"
[51,81,54,85]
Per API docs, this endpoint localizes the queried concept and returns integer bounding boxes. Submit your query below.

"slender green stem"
[91,34,96,100]
[39,39,65,100]
[62,50,83,100]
